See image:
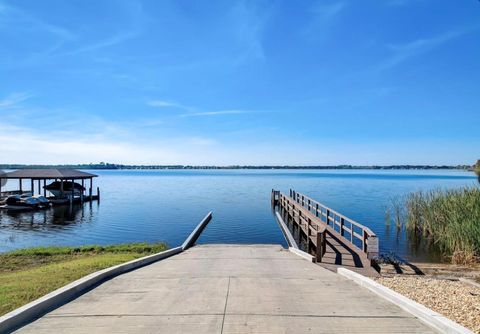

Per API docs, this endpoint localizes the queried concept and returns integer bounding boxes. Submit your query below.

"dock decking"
[17,245,438,333]
[273,190,379,276]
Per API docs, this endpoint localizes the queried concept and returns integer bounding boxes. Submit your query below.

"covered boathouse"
[0,169,98,202]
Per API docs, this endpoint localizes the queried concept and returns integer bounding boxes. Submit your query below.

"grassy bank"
[0,243,167,316]
[388,187,480,264]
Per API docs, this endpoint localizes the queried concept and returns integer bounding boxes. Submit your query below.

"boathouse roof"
[1,169,98,179]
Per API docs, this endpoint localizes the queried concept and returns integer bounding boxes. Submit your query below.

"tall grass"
[475,160,480,183]
[388,187,480,264]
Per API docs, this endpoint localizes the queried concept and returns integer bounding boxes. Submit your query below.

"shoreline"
[1,164,475,171]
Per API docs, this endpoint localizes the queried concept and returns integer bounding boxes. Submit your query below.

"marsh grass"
[387,187,480,264]
[0,242,167,316]
[475,162,480,184]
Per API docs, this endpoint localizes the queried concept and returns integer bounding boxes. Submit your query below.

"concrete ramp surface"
[17,245,438,333]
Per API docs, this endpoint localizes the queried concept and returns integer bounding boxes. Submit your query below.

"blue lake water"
[0,169,477,261]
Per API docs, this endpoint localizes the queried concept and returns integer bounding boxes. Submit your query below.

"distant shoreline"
[0,164,474,171]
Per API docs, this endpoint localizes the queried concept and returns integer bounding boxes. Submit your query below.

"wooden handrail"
[276,190,379,260]
[278,194,331,262]
[290,189,376,237]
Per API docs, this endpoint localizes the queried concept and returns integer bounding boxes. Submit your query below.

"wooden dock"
[15,245,438,334]
[272,189,379,276]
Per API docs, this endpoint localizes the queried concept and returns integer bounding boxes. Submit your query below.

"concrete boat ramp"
[16,245,438,334]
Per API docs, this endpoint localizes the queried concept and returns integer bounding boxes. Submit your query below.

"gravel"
[376,276,480,333]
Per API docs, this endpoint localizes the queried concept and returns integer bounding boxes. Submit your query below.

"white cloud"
[180,109,257,117]
[303,1,346,40]
[188,137,216,146]
[148,99,262,118]
[386,0,428,7]
[228,1,268,62]
[0,92,34,109]
[376,26,479,72]
[65,31,139,56]
[0,3,74,39]
[0,120,475,165]
[147,100,187,109]
[0,123,220,164]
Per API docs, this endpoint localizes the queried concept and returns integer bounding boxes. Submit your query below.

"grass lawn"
[0,243,167,316]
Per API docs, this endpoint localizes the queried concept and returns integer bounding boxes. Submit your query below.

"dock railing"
[272,189,379,261]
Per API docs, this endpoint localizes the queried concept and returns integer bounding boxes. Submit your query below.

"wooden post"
[362,230,367,252]
[305,216,310,253]
[271,190,279,206]
[326,209,330,226]
[60,179,64,198]
[81,179,84,203]
[316,227,326,262]
[71,179,74,203]
[315,203,319,217]
[366,235,379,261]
[43,179,47,197]
[340,217,345,237]
[89,178,93,201]
[19,179,23,193]
[351,224,354,244]
[97,186,100,201]
[37,179,41,195]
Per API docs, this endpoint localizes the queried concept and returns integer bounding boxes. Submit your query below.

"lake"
[0,169,476,261]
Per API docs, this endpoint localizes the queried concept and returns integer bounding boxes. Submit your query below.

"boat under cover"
[44,181,85,198]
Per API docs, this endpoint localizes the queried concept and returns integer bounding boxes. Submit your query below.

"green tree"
[475,160,480,183]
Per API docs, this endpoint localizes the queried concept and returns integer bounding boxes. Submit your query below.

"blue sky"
[0,0,479,165]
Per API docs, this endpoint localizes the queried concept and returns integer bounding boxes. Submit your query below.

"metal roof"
[1,169,98,179]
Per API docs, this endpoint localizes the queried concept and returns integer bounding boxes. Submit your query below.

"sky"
[0,0,479,165]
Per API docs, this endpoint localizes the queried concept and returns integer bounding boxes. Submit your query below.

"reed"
[388,187,480,264]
